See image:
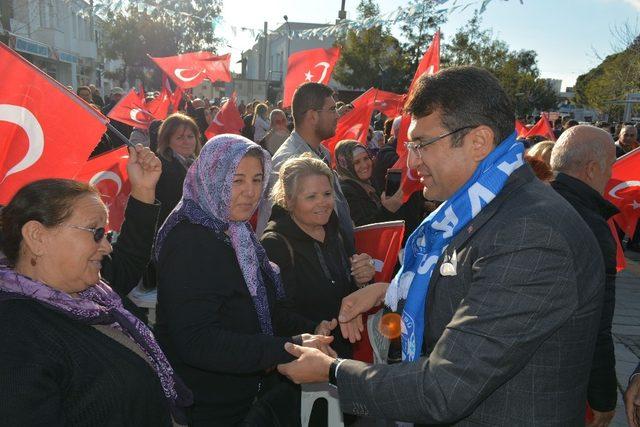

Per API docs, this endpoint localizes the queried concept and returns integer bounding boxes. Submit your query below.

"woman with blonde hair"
[527,140,554,167]
[252,103,270,143]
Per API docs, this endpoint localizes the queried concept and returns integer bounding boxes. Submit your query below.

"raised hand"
[314,318,338,336]
[127,144,162,204]
[350,253,376,286]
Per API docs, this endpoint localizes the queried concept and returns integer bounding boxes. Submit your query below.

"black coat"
[155,221,315,425]
[0,198,167,425]
[551,172,619,412]
[261,213,356,357]
[156,154,188,226]
[339,178,396,227]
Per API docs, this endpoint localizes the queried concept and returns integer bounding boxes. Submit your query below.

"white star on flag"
[304,70,314,81]
[631,200,640,209]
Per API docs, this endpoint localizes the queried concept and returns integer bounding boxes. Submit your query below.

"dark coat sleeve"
[155,159,185,226]
[340,180,394,227]
[261,233,318,336]
[100,197,160,297]
[157,224,300,374]
[335,220,586,424]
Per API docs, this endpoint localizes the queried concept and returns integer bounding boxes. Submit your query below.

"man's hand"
[625,373,640,427]
[339,282,389,343]
[315,318,338,336]
[277,342,334,384]
[127,144,162,204]
[300,334,337,358]
[587,409,615,427]
[350,253,375,286]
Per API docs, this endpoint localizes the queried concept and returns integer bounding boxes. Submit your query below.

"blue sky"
[219,0,639,90]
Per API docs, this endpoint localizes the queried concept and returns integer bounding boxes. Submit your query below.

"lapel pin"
[440,250,458,276]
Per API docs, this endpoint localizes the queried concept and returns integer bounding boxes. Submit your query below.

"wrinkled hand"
[314,318,338,336]
[586,409,615,427]
[127,144,162,204]
[277,342,333,384]
[300,334,337,358]
[339,282,389,343]
[381,185,404,213]
[625,374,640,427]
[350,253,375,286]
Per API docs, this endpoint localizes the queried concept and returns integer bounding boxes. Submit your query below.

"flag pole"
[107,122,135,148]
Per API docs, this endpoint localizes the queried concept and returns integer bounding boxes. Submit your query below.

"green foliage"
[442,13,557,115]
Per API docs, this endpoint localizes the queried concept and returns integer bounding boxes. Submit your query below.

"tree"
[332,0,409,93]
[442,13,558,115]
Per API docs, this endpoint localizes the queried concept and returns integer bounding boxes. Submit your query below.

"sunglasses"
[68,225,107,243]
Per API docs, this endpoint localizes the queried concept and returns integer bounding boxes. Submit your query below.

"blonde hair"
[271,153,333,210]
[157,113,202,160]
[527,140,554,166]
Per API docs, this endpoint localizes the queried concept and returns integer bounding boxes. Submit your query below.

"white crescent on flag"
[129,108,153,124]
[345,124,363,139]
[314,62,331,83]
[0,104,45,181]
[212,113,224,127]
[90,170,123,196]
[608,181,640,200]
[174,68,203,82]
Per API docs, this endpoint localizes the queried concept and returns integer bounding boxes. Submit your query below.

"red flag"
[0,43,108,204]
[149,52,232,89]
[354,220,405,283]
[282,47,341,108]
[607,218,626,272]
[372,90,405,118]
[75,147,130,232]
[204,94,244,140]
[394,31,441,201]
[107,89,156,129]
[145,81,171,120]
[605,147,640,237]
[515,120,528,137]
[322,88,377,160]
[160,74,183,111]
[525,113,556,141]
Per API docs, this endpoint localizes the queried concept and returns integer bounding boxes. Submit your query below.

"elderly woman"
[335,139,404,227]
[155,112,202,225]
[252,102,270,143]
[261,153,376,358]
[154,135,336,426]
[0,175,191,425]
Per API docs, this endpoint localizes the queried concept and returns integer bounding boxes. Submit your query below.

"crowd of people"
[1,65,639,427]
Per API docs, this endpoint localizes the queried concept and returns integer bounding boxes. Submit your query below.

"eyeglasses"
[311,106,338,114]
[68,225,107,243]
[404,126,474,160]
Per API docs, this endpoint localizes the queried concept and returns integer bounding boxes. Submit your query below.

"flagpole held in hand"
[107,122,135,148]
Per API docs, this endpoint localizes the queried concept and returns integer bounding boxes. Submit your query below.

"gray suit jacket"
[336,165,605,426]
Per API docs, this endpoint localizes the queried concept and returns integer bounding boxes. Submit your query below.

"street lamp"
[283,15,291,81]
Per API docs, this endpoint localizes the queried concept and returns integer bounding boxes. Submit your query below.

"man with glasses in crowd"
[278,66,606,426]
[257,82,354,248]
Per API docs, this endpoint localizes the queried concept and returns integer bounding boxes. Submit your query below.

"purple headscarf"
[0,265,192,424]
[154,134,285,335]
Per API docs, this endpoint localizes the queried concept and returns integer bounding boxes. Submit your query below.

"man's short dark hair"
[291,82,334,128]
[77,86,91,95]
[404,66,514,146]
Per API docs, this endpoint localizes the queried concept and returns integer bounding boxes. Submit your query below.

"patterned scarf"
[335,140,380,206]
[0,266,192,423]
[385,132,524,361]
[155,134,285,335]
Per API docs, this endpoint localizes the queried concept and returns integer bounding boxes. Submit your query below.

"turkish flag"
[0,43,107,205]
[322,88,376,160]
[394,31,441,201]
[149,52,232,89]
[515,120,528,137]
[605,147,640,237]
[75,147,130,232]
[107,89,156,129]
[373,90,405,118]
[145,79,172,120]
[282,47,341,108]
[607,218,626,272]
[354,220,405,282]
[525,113,556,141]
[204,93,244,140]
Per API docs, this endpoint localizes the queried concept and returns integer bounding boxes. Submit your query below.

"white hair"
[550,125,614,173]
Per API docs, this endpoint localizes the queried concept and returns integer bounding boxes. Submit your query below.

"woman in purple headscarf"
[154,134,338,426]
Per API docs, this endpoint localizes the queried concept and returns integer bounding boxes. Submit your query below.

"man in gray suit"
[278,66,606,426]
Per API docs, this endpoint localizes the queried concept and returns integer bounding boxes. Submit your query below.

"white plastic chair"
[300,382,344,427]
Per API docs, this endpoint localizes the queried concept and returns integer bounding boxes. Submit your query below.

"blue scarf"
[385,132,524,361]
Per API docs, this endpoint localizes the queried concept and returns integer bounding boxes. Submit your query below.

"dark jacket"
[155,221,316,425]
[552,172,619,412]
[339,178,396,227]
[156,154,188,226]
[261,213,356,357]
[371,142,398,194]
[336,165,605,426]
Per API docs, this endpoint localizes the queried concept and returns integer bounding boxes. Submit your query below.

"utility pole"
[259,21,268,80]
[337,0,347,22]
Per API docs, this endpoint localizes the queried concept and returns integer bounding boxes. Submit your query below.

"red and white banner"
[283,47,341,107]
[0,43,107,204]
[107,89,156,129]
[525,113,556,141]
[354,220,405,283]
[75,147,130,232]
[204,93,245,140]
[149,52,232,89]
[605,146,640,238]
